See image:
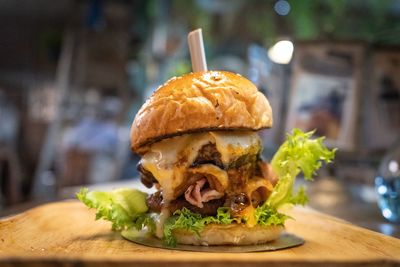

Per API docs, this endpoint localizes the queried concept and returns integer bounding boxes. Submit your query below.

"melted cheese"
[140,131,261,202]
[239,177,274,227]
[155,208,170,238]
[210,131,261,165]
[246,176,274,195]
[241,205,257,227]
[189,164,228,190]
[141,133,213,201]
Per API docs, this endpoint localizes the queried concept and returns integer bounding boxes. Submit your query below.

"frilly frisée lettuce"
[163,207,235,246]
[267,129,336,209]
[77,129,335,246]
[251,129,336,231]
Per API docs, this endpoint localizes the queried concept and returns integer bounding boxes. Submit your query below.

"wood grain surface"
[1,200,399,267]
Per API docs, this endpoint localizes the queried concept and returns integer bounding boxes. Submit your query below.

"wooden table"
[1,200,399,267]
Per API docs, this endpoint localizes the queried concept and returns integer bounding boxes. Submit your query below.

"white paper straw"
[188,28,208,72]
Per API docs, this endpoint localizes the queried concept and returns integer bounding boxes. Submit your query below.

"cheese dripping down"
[140,131,261,202]
[140,131,264,236]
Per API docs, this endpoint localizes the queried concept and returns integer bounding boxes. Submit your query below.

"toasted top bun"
[130,71,273,154]
[173,223,284,246]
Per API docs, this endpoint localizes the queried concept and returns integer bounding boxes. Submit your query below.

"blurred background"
[0,0,399,237]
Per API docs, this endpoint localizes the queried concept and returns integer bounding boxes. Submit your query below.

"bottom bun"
[173,224,284,246]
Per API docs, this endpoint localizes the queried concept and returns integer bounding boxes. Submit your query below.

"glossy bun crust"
[130,71,273,154]
[173,224,284,245]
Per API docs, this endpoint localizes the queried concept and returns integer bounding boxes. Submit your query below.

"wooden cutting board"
[1,200,399,267]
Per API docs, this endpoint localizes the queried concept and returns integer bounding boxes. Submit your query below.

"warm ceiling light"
[267,40,294,65]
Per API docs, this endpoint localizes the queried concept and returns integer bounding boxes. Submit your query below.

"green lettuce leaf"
[163,207,234,246]
[254,204,289,226]
[77,188,153,232]
[163,205,289,246]
[266,128,336,209]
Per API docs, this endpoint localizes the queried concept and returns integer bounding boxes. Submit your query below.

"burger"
[78,70,335,247]
[131,70,279,245]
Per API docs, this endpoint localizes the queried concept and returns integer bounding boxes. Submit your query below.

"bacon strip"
[184,178,224,208]
[185,179,206,208]
[201,188,224,202]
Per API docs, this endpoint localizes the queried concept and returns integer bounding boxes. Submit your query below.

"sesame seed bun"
[130,71,272,154]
